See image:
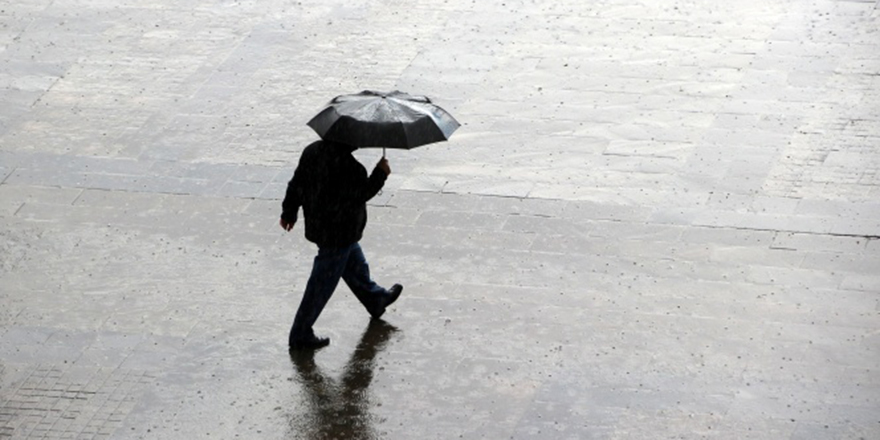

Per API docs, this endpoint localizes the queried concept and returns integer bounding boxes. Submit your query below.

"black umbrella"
[307,90,460,153]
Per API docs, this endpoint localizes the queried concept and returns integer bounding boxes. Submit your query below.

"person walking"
[280,140,402,350]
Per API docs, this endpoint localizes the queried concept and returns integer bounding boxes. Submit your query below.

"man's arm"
[356,157,390,203]
[280,168,303,231]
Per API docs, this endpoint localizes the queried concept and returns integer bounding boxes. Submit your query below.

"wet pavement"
[1,0,879,439]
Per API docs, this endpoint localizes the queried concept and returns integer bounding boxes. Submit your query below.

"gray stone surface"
[1,0,879,439]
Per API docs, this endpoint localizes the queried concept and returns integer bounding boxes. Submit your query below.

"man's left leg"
[341,243,402,319]
[289,245,351,350]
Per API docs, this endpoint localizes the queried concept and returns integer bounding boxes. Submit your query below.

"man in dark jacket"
[281,140,402,350]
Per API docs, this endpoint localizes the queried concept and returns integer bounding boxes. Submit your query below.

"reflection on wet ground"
[287,319,399,440]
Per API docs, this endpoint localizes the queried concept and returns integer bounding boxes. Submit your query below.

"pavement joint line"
[8,181,877,240]
[0,167,13,185]
[689,223,880,241]
[11,202,25,217]
[68,188,87,207]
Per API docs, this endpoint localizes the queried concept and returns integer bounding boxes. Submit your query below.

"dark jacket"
[281,141,387,248]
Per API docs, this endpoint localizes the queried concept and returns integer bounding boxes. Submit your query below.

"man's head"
[327,140,357,153]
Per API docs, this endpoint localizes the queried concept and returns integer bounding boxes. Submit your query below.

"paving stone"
[710,246,804,268]
[560,200,654,223]
[414,209,506,232]
[148,160,236,181]
[647,206,705,226]
[840,274,880,293]
[367,206,422,227]
[386,190,482,212]
[693,210,793,232]
[71,188,163,210]
[830,217,880,237]
[866,238,880,254]
[214,179,267,199]
[799,251,880,274]
[502,214,587,237]
[470,195,566,218]
[0,185,81,214]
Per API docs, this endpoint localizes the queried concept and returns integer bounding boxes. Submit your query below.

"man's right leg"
[341,243,402,319]
[289,245,351,349]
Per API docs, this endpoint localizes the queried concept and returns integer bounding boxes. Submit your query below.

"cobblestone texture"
[0,363,153,440]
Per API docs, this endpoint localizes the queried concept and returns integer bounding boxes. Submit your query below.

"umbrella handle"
[383,147,386,158]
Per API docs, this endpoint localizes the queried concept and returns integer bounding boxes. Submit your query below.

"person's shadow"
[287,319,400,440]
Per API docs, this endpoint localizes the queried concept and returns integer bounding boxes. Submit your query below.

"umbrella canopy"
[307,90,460,149]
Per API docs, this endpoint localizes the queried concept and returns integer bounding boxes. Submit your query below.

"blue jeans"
[289,242,389,344]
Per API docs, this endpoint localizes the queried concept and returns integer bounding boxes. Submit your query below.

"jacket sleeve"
[339,153,387,204]
[360,165,388,202]
[349,163,387,203]
[280,167,303,224]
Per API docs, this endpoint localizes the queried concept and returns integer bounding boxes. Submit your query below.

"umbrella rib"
[392,98,459,131]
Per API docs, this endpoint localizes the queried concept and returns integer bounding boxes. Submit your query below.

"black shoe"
[371,284,403,319]
[289,335,330,351]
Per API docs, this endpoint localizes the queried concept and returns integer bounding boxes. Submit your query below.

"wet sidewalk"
[2,1,879,439]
